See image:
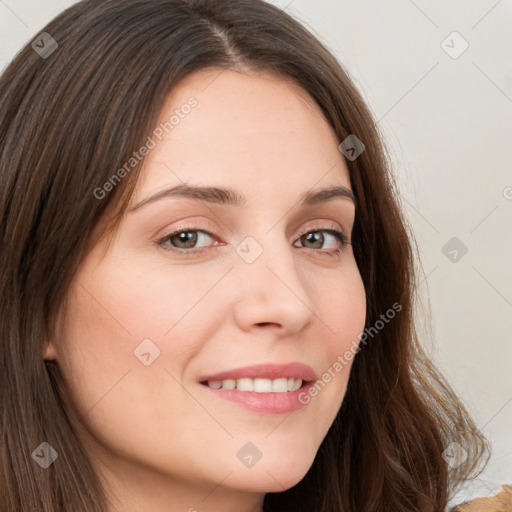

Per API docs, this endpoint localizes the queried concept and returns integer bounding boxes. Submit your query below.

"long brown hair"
[0,1,489,510]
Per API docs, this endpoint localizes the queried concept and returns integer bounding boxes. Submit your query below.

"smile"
[197,362,317,414]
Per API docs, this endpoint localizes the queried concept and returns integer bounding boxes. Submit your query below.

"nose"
[232,232,318,336]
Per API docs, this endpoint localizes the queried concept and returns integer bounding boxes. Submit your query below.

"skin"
[45,68,367,512]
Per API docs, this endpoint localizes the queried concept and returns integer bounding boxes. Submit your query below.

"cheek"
[314,260,367,353]
[301,264,366,417]
[55,273,211,466]
[63,251,218,360]
[55,255,225,429]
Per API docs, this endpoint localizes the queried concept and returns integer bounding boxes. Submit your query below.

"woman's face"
[46,68,366,510]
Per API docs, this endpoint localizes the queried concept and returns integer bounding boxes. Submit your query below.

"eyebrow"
[129,183,356,212]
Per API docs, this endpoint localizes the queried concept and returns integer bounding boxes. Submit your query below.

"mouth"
[197,363,317,414]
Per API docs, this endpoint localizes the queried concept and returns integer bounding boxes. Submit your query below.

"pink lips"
[198,362,318,383]
[198,362,318,414]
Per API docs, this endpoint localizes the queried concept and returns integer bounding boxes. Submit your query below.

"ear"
[43,308,64,361]
[43,340,58,361]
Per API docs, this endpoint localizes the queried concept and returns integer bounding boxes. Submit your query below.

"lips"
[198,362,318,383]
[197,362,318,414]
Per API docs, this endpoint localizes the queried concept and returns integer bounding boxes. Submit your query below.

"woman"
[0,1,489,511]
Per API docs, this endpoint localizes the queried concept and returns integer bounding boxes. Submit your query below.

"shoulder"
[450,485,512,512]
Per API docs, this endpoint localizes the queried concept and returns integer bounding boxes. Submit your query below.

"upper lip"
[198,362,318,383]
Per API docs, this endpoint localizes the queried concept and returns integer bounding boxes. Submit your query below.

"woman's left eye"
[155,224,350,256]
[293,228,350,254]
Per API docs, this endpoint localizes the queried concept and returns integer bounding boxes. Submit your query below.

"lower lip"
[198,382,314,414]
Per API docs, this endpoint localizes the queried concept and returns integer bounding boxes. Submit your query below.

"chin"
[226,455,314,493]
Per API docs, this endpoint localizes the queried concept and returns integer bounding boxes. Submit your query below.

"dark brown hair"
[0,1,489,510]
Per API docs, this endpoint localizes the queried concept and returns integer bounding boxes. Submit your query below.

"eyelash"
[154,222,351,258]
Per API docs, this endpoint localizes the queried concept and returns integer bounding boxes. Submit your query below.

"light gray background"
[1,0,510,506]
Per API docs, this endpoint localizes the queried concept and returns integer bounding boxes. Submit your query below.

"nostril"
[257,322,278,328]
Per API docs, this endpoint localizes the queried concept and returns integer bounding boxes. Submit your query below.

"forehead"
[131,68,351,205]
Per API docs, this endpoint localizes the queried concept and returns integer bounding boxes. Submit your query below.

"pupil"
[306,232,323,248]
[175,231,197,248]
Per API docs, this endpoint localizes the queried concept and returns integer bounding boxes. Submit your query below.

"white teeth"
[291,379,302,391]
[253,378,272,393]
[272,378,288,393]
[236,378,254,392]
[222,379,236,390]
[206,377,303,392]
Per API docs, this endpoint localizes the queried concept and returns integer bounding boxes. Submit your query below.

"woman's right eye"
[155,227,219,255]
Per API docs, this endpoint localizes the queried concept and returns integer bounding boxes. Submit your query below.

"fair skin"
[45,68,366,512]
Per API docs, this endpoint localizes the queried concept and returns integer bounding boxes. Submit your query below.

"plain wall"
[1,0,510,506]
